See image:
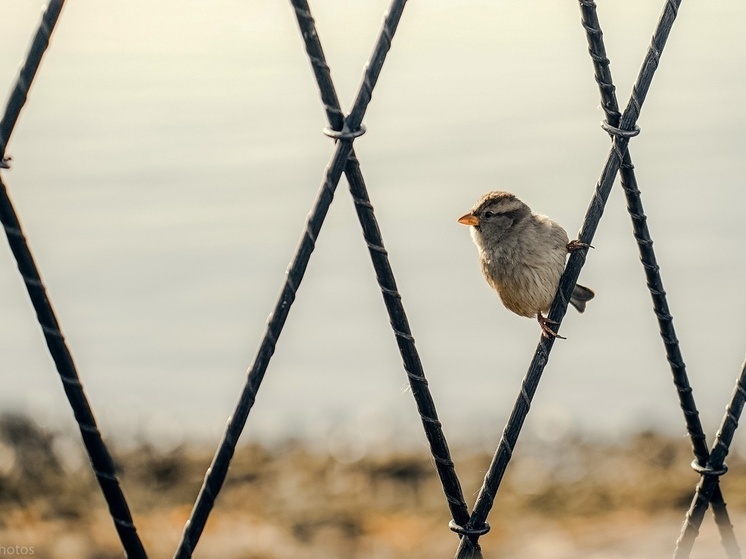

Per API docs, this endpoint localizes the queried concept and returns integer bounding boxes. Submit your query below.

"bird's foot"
[537,314,566,340]
[567,239,593,252]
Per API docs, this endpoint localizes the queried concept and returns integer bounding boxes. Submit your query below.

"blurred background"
[2,1,746,557]
[0,0,745,457]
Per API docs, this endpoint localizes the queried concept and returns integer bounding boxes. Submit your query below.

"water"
[1,0,745,452]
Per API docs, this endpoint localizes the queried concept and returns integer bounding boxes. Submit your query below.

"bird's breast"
[480,246,565,317]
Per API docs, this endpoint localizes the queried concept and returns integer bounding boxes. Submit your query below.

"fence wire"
[290,0,471,530]
[0,0,744,558]
[0,2,147,558]
[578,1,740,557]
[675,360,746,558]
[453,1,685,556]
[173,1,412,556]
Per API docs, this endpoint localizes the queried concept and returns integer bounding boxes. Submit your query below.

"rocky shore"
[0,414,744,558]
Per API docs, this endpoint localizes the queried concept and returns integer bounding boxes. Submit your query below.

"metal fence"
[0,1,743,558]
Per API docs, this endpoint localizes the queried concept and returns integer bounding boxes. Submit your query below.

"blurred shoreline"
[2,413,745,558]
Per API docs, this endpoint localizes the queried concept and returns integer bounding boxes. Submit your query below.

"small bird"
[458,190,594,338]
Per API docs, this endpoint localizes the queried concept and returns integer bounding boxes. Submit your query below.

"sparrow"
[458,190,594,338]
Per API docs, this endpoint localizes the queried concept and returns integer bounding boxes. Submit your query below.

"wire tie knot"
[449,519,491,537]
[600,121,640,138]
[690,460,728,477]
[323,124,366,141]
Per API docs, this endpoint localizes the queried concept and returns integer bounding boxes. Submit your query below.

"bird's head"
[458,190,531,246]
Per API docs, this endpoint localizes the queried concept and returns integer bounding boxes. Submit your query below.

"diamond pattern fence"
[0,1,744,558]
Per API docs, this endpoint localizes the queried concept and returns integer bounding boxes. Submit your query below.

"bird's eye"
[483,210,495,218]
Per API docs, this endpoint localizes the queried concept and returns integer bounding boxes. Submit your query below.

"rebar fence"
[0,1,744,558]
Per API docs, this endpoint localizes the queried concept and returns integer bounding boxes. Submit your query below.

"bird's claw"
[567,239,593,252]
[537,314,566,340]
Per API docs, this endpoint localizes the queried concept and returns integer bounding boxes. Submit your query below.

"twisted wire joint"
[323,124,367,140]
[449,520,491,537]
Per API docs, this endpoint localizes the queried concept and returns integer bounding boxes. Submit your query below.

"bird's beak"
[458,213,480,226]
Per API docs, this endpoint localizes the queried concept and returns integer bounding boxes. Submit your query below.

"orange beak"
[458,213,480,226]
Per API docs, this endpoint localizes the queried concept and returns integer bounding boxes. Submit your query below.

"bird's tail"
[569,284,595,313]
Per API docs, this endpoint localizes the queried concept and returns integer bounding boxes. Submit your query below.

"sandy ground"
[1,415,744,559]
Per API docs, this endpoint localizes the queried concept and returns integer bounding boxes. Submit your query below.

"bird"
[458,190,594,338]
